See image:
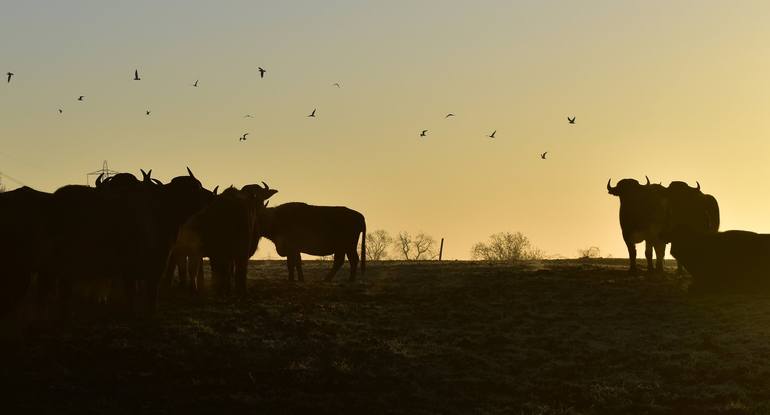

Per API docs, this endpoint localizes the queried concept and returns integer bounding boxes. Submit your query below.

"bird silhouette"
[239,133,249,141]
[258,67,266,78]
[6,72,13,83]
[488,130,496,138]
[58,109,63,114]
[541,152,548,159]
[420,130,428,137]
[567,116,576,124]
[446,113,455,118]
[146,110,151,116]
[134,69,141,81]
[308,109,316,117]
[244,114,254,118]
[78,96,85,101]
[193,80,199,87]
[332,82,341,88]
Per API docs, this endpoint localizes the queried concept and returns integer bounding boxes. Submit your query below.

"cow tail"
[360,220,366,276]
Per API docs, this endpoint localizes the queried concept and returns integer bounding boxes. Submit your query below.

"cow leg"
[325,253,345,282]
[188,256,203,293]
[644,241,654,274]
[210,257,228,295]
[654,242,666,274]
[294,253,305,282]
[626,241,638,275]
[235,259,248,294]
[347,247,360,281]
[286,254,296,281]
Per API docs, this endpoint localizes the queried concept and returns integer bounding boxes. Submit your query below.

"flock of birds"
[5,68,575,158]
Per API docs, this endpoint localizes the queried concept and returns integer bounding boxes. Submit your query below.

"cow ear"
[266,189,278,199]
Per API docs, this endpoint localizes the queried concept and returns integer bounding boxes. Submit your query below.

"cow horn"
[213,185,219,195]
[607,179,613,192]
[645,176,650,185]
[262,181,269,190]
[95,173,104,187]
[696,181,701,191]
[264,200,269,207]
[186,167,196,179]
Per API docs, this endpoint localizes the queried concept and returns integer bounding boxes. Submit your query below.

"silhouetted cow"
[170,182,276,293]
[664,181,720,274]
[0,186,52,316]
[40,168,214,314]
[259,202,366,281]
[607,177,668,275]
[666,226,770,294]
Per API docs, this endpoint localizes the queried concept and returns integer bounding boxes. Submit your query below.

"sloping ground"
[3,260,770,414]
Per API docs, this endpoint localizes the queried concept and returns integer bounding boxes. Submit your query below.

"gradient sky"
[2,1,770,259]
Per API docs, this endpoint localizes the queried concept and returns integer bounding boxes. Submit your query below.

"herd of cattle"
[608,177,770,292]
[0,168,367,317]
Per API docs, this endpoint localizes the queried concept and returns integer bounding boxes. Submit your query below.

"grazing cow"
[665,226,770,293]
[170,182,276,294]
[607,177,667,275]
[664,181,720,274]
[258,202,366,281]
[0,186,52,316]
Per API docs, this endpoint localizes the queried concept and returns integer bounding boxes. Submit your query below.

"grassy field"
[4,259,770,414]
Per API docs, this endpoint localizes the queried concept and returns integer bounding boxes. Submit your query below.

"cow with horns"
[607,176,668,275]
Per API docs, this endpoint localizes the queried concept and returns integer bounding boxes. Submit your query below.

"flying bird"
[445,113,455,118]
[541,152,548,159]
[134,69,141,81]
[6,72,13,83]
[58,109,63,114]
[488,130,496,139]
[332,82,341,88]
[146,110,151,116]
[244,114,254,118]
[239,133,249,141]
[258,67,266,78]
[308,109,316,117]
[567,116,576,124]
[192,80,199,87]
[420,130,428,137]
[77,96,85,101]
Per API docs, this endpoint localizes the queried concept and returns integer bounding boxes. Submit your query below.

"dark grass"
[3,259,770,414]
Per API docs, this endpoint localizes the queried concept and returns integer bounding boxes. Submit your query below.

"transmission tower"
[86,160,120,186]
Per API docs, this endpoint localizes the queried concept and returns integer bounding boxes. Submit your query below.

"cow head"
[241,181,278,205]
[607,178,642,197]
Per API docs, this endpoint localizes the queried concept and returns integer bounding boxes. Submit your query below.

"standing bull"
[664,181,720,274]
[665,226,770,294]
[607,177,668,275]
[258,202,366,281]
[170,182,277,294]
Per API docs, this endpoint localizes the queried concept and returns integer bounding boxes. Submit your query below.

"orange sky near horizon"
[2,1,770,259]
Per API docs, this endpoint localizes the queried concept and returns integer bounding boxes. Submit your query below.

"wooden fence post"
[438,238,444,261]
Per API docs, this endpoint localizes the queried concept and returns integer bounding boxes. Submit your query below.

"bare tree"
[366,230,392,260]
[394,231,413,260]
[393,231,437,260]
[577,246,601,259]
[471,232,543,261]
[412,232,436,260]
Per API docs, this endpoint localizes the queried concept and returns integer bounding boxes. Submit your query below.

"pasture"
[4,260,770,414]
